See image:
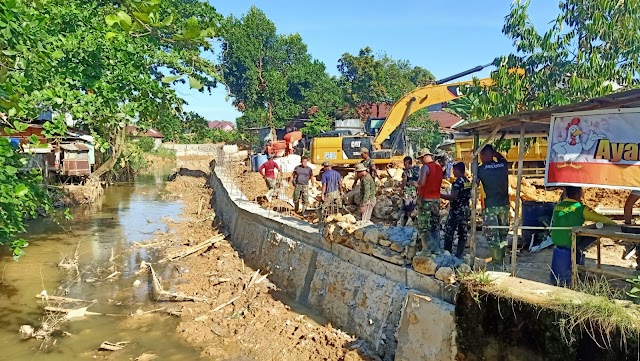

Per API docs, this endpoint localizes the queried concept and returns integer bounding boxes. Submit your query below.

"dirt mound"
[162,167,377,361]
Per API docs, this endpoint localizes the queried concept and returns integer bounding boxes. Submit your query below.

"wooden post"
[469,132,480,269]
[510,124,526,276]
[571,230,578,286]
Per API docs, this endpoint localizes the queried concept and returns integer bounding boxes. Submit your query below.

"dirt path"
[162,175,376,361]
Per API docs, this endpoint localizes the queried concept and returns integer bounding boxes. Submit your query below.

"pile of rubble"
[322,213,477,285]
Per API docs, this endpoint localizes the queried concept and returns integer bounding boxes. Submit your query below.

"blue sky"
[180,0,558,122]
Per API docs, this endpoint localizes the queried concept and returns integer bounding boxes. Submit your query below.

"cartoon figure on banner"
[552,117,604,169]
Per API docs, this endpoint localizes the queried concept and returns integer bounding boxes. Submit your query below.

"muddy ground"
[160,174,376,361]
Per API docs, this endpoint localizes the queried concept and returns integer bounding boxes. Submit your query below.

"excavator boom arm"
[372,77,494,148]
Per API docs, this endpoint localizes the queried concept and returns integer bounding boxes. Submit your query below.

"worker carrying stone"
[441,162,471,258]
[355,163,376,222]
[416,148,443,255]
[291,156,315,214]
[319,161,346,218]
[259,154,280,202]
[476,145,509,264]
[550,186,615,284]
[353,147,377,188]
[399,156,421,226]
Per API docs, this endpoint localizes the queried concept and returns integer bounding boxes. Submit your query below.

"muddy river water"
[0,173,204,360]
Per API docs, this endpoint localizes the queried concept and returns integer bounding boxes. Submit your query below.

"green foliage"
[220,7,345,130]
[458,0,640,121]
[338,47,435,117]
[136,136,156,152]
[302,111,333,137]
[626,276,640,299]
[406,109,443,151]
[0,136,52,259]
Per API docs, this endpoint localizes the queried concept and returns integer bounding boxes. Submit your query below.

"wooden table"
[571,225,640,285]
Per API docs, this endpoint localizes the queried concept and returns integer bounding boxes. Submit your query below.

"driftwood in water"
[147,264,206,302]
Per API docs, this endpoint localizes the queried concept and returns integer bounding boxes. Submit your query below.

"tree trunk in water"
[90,127,124,180]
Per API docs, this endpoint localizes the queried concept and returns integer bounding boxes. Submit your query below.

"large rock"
[435,267,457,284]
[413,255,437,276]
[434,253,464,269]
[344,214,357,224]
[345,187,362,205]
[373,198,394,219]
[371,245,405,265]
[390,242,405,253]
[379,239,392,247]
[352,240,374,255]
[363,228,380,244]
[457,263,472,276]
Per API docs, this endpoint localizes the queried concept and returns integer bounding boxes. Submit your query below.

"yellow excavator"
[309,64,497,166]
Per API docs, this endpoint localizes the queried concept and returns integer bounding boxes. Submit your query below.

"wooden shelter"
[454,88,640,275]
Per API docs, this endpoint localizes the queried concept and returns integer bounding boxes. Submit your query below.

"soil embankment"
[164,174,375,360]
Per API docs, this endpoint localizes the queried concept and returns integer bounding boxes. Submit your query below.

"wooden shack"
[60,143,91,176]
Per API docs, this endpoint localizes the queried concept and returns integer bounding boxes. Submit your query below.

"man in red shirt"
[259,154,280,202]
[416,148,443,256]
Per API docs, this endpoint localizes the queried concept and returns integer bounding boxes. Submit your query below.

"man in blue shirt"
[320,161,345,219]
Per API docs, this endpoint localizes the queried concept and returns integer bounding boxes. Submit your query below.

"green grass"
[555,276,640,349]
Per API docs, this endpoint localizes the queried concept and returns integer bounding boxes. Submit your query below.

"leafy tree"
[221,7,345,132]
[406,109,443,151]
[338,47,435,118]
[302,111,333,137]
[459,0,640,121]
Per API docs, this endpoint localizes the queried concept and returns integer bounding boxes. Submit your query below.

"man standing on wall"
[320,161,345,219]
[416,148,443,255]
[291,156,315,213]
[259,154,280,202]
[356,163,376,222]
[476,144,510,264]
[400,156,421,226]
[353,147,377,188]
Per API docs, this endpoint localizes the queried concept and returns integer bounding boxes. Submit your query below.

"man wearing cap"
[416,148,443,255]
[353,147,377,188]
[320,161,345,218]
[259,154,280,202]
[356,163,376,222]
[291,156,315,213]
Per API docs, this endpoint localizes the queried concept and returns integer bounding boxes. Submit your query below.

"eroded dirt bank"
[163,175,376,361]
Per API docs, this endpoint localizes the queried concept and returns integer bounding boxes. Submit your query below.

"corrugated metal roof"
[455,88,640,135]
[61,143,90,151]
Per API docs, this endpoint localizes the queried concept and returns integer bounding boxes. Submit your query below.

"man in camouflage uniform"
[416,148,443,255]
[477,145,510,264]
[356,163,376,222]
[399,156,421,226]
[441,162,471,258]
[353,147,377,189]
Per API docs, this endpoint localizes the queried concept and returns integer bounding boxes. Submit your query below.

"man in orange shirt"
[416,148,443,256]
[259,154,280,202]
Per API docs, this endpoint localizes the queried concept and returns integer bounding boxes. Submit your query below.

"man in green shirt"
[551,186,615,265]
[476,145,510,264]
[356,163,376,222]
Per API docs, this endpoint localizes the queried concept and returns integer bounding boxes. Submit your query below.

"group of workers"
[260,144,640,275]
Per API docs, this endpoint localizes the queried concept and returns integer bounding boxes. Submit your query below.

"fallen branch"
[211,270,272,313]
[104,271,120,280]
[147,264,207,302]
[36,294,96,303]
[211,296,241,312]
[44,306,124,318]
[163,235,224,262]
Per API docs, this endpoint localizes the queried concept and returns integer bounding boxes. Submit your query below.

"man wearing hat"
[416,148,443,255]
[258,154,280,202]
[356,162,376,221]
[319,161,345,218]
[353,147,378,189]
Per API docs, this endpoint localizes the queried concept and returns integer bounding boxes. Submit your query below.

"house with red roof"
[207,121,235,131]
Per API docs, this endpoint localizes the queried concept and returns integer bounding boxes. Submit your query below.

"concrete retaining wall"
[208,159,458,360]
[163,143,241,157]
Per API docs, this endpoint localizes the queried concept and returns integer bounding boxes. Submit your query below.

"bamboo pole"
[510,124,526,276]
[469,132,480,269]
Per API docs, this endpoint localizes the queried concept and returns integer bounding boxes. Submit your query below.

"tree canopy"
[456,0,640,121]
[337,47,435,118]
[220,7,344,131]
